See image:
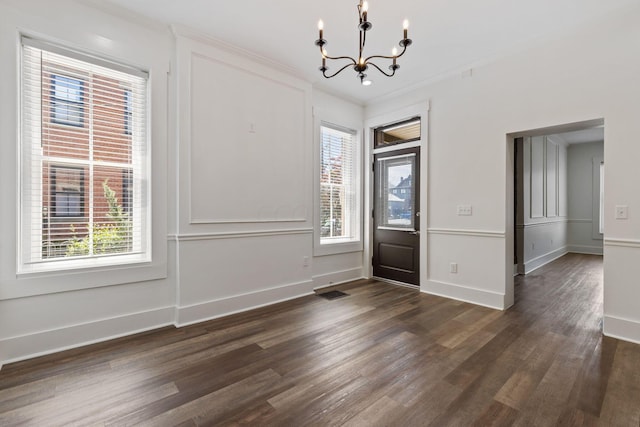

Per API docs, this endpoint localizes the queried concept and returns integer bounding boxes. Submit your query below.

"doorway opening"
[371,118,421,286]
[507,118,604,307]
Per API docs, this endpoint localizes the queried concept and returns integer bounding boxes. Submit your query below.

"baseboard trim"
[312,268,364,290]
[422,279,507,310]
[567,245,603,255]
[523,247,568,274]
[175,279,315,327]
[603,315,640,345]
[0,306,175,367]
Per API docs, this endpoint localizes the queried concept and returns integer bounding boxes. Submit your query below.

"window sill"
[18,252,151,276]
[314,239,363,257]
[2,254,165,301]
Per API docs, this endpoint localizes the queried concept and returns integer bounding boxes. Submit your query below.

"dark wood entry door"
[373,147,420,286]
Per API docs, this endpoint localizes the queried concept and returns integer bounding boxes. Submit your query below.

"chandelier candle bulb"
[362,1,369,21]
[318,19,324,39]
[403,19,409,39]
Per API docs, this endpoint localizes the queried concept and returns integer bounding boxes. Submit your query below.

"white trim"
[190,218,307,224]
[523,247,568,274]
[427,228,505,238]
[312,268,365,290]
[567,245,603,255]
[170,24,305,81]
[422,279,508,310]
[0,306,174,366]
[603,315,640,345]
[175,280,314,327]
[604,238,640,248]
[372,140,421,154]
[168,228,313,242]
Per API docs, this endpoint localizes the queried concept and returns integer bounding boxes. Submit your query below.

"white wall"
[567,141,604,254]
[0,0,174,365]
[365,3,640,342]
[0,3,365,365]
[172,30,364,327]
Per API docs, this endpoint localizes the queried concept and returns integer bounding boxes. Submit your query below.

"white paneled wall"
[517,135,569,274]
[172,31,364,328]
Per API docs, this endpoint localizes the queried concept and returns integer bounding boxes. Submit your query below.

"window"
[51,74,84,127]
[21,37,149,272]
[51,166,84,217]
[320,123,359,244]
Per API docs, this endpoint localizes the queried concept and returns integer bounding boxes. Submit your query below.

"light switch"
[615,205,628,220]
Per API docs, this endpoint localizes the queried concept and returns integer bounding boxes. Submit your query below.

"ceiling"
[551,127,604,145]
[102,0,636,104]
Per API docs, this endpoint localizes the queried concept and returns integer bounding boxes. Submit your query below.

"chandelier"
[315,1,412,86]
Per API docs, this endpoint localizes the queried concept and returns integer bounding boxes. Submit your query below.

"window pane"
[374,118,421,148]
[320,124,358,243]
[378,155,415,229]
[21,38,149,270]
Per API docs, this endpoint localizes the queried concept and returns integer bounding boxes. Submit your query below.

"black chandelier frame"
[315,1,412,84]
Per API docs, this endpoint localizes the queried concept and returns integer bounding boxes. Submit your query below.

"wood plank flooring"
[2,253,640,426]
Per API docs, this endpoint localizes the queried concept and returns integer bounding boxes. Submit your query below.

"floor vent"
[317,290,349,300]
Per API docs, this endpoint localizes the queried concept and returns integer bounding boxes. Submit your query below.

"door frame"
[364,102,430,288]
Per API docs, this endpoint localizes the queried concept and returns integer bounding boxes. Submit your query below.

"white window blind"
[20,37,150,272]
[320,124,358,244]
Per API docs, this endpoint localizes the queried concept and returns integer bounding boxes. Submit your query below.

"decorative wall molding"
[171,24,306,80]
[422,279,508,310]
[604,238,640,249]
[168,228,313,242]
[427,228,505,238]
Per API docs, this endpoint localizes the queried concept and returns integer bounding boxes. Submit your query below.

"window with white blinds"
[320,124,359,244]
[20,37,150,272]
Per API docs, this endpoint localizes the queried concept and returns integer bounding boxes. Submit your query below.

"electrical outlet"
[303,256,309,267]
[450,262,458,273]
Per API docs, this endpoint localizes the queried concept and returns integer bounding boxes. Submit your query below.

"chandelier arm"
[365,44,408,63]
[367,62,396,77]
[324,54,358,63]
[322,62,357,79]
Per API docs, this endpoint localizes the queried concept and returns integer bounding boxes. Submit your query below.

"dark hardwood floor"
[2,253,640,426]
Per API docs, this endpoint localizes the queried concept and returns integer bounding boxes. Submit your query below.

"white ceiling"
[103,0,636,104]
[551,127,604,145]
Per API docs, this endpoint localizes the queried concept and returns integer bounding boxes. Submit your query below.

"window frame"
[19,36,151,275]
[314,118,363,256]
